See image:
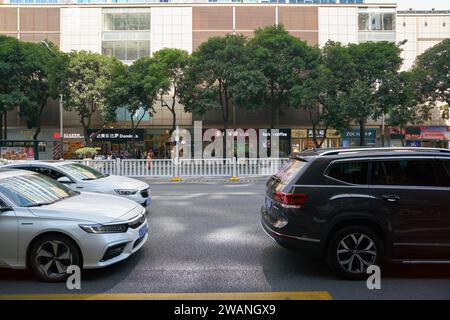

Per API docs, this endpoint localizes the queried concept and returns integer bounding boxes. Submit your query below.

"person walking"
[147,150,153,170]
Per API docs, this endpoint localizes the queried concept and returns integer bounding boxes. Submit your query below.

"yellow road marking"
[0,291,332,300]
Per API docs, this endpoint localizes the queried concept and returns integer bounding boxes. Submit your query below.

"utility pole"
[41,41,64,159]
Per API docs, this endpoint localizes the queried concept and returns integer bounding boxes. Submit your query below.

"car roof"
[296,147,450,160]
[0,168,37,179]
[4,160,76,167]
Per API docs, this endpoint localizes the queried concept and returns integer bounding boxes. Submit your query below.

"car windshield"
[0,174,77,207]
[61,163,107,180]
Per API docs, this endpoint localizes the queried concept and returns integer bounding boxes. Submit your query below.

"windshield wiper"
[81,178,97,181]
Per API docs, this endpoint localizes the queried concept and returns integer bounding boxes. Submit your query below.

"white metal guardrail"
[71,158,290,177]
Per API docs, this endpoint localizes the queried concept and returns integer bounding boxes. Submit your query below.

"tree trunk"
[3,110,7,140]
[81,117,90,146]
[33,101,46,140]
[0,112,3,140]
[359,120,366,147]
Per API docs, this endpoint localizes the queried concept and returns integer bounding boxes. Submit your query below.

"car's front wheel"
[327,226,384,280]
[29,234,81,282]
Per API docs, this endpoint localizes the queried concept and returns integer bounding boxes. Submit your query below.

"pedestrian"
[147,150,153,170]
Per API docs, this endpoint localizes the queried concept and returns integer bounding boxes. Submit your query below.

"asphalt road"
[1,179,450,300]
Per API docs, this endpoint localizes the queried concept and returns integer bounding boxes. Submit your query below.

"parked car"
[261,147,450,280]
[0,169,148,282]
[3,161,151,207]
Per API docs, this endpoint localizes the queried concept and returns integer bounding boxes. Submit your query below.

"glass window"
[114,42,126,61]
[438,160,450,187]
[358,13,370,31]
[370,13,382,31]
[371,160,438,187]
[138,13,150,31]
[127,13,139,31]
[127,41,139,61]
[104,13,115,31]
[61,164,107,180]
[0,174,76,207]
[382,13,395,31]
[114,13,127,30]
[102,41,114,56]
[274,159,307,184]
[327,161,369,185]
[138,41,150,58]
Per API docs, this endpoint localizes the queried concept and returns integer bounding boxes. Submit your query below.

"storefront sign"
[63,133,84,139]
[420,126,447,140]
[291,129,308,139]
[307,129,341,138]
[342,128,377,139]
[405,127,421,140]
[87,129,145,141]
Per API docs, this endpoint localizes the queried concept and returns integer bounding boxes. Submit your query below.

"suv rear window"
[274,159,306,184]
[327,161,369,185]
[370,159,438,187]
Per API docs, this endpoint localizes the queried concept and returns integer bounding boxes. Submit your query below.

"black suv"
[261,147,450,279]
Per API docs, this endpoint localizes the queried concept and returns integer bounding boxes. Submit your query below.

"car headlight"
[79,223,129,234]
[114,189,138,195]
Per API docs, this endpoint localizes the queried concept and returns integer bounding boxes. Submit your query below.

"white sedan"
[0,169,148,282]
[4,161,151,207]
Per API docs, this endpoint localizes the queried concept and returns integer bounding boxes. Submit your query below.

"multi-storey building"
[0,0,449,159]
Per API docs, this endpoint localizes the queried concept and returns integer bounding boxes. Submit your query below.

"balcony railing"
[5,0,365,5]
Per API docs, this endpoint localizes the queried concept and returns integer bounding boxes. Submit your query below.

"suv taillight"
[274,192,308,208]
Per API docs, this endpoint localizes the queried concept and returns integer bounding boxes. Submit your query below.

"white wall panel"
[318,6,358,47]
[151,7,192,54]
[60,8,102,53]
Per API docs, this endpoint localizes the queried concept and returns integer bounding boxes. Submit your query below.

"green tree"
[290,41,353,148]
[412,38,450,120]
[0,36,30,139]
[19,41,65,140]
[345,41,402,146]
[145,48,190,133]
[381,72,424,146]
[63,51,122,145]
[178,34,266,133]
[248,25,317,128]
[106,57,160,152]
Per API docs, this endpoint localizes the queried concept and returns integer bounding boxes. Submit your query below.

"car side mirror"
[57,176,73,184]
[0,206,12,213]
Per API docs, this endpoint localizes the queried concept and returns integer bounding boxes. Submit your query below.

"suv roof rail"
[318,147,450,157]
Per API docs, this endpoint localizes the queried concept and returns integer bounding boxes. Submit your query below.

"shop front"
[88,128,145,158]
[420,126,448,148]
[6,128,63,160]
[291,128,341,153]
[341,128,378,147]
[62,129,86,159]
[144,129,173,159]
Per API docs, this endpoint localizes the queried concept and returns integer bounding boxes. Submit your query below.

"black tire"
[326,226,384,280]
[29,234,81,283]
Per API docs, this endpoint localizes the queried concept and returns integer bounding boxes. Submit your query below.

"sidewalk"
[137,176,269,184]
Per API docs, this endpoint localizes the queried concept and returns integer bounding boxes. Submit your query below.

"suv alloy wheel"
[327,226,384,280]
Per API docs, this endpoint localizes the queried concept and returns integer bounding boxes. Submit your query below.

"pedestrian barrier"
[71,158,290,178]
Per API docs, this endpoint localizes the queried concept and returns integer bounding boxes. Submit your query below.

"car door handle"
[381,195,400,202]
[76,186,83,189]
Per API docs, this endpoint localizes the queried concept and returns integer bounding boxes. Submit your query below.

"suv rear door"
[368,158,448,259]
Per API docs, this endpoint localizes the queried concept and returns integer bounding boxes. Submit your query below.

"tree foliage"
[145,48,190,133]
[412,38,450,120]
[248,25,317,128]
[177,34,266,131]
[63,51,122,144]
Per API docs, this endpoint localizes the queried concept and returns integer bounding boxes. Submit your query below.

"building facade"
[0,1,449,158]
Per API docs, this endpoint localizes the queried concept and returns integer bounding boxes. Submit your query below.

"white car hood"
[84,175,149,190]
[29,192,143,224]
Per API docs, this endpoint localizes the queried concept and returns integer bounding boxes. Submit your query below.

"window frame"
[366,156,444,188]
[324,158,370,186]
